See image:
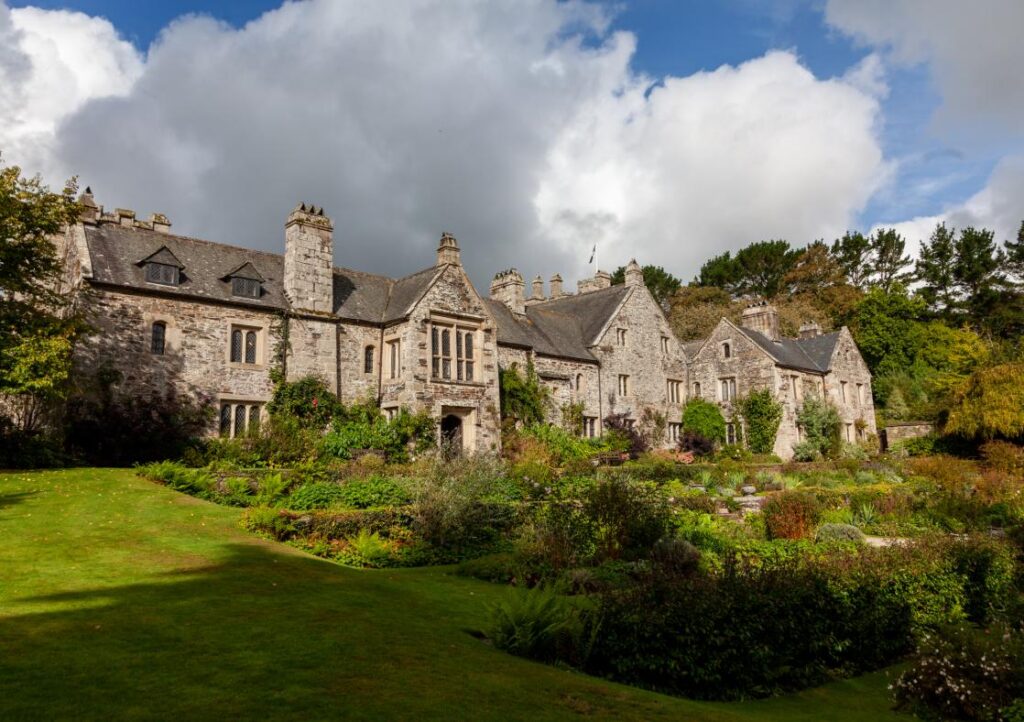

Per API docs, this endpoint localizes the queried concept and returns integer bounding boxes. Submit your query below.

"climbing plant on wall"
[738,389,783,454]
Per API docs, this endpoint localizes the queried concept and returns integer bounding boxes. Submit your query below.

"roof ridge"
[104,223,287,261]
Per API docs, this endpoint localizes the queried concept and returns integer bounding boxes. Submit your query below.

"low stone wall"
[881,422,934,451]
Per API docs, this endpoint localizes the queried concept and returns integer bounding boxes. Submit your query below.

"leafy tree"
[849,285,926,377]
[610,264,682,310]
[0,163,82,429]
[795,396,841,458]
[697,240,802,298]
[667,285,740,341]
[783,241,845,296]
[681,398,726,444]
[953,226,1006,319]
[738,389,783,454]
[945,362,1024,440]
[869,228,913,292]
[831,231,872,289]
[266,374,345,429]
[499,362,549,426]
[696,251,741,294]
[915,222,958,318]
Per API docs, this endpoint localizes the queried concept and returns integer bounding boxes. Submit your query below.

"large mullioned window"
[431,323,475,381]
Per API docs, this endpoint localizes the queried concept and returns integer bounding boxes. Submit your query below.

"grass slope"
[0,469,909,721]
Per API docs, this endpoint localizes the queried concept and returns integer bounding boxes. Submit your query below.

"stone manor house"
[54,192,876,458]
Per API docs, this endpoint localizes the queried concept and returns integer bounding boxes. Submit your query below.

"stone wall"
[337,322,383,405]
[592,286,688,448]
[882,422,934,450]
[822,328,877,443]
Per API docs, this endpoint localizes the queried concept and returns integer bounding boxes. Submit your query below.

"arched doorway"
[440,414,463,458]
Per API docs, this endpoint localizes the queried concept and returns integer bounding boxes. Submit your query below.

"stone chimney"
[490,269,525,314]
[529,275,545,303]
[741,301,780,341]
[799,320,822,339]
[577,269,613,295]
[284,202,334,314]
[115,208,135,228]
[437,232,461,266]
[624,259,644,287]
[149,213,171,234]
[549,273,563,298]
[78,187,99,224]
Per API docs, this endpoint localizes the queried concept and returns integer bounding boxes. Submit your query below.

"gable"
[412,264,490,321]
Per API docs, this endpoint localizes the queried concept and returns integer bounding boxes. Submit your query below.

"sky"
[2,0,1022,290]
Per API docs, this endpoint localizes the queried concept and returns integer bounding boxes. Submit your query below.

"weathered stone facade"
[58,192,873,456]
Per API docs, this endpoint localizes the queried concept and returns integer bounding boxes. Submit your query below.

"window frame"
[430,320,478,383]
[364,345,375,375]
[719,377,737,401]
[151,321,166,355]
[386,337,402,380]
[660,335,670,354]
[616,328,627,346]
[617,374,629,396]
[145,262,179,286]
[667,379,682,404]
[220,402,264,438]
[229,324,262,366]
[722,341,731,359]
[231,276,261,299]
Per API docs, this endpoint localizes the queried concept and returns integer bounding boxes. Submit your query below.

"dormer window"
[145,263,179,286]
[222,262,265,300]
[138,246,185,287]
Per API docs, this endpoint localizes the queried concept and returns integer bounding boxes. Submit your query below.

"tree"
[696,251,741,294]
[953,226,1005,319]
[667,285,740,341]
[945,363,1024,440]
[0,163,82,429]
[696,240,802,298]
[1005,220,1024,281]
[499,362,549,426]
[849,285,926,377]
[783,241,845,296]
[915,222,958,318]
[831,231,872,289]
[869,228,913,292]
[682,398,726,444]
[610,264,682,310]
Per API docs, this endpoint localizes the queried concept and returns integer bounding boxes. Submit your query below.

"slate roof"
[531,285,631,345]
[83,223,439,323]
[695,322,840,373]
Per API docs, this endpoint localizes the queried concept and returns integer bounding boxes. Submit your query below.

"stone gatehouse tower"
[54,192,873,458]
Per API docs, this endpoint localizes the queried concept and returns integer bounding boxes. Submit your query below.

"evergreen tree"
[915,222,958,318]
[831,231,872,289]
[610,264,682,310]
[1006,220,1024,281]
[696,251,741,294]
[953,226,1005,320]
[869,228,913,292]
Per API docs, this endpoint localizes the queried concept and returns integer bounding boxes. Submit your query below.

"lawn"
[0,469,911,721]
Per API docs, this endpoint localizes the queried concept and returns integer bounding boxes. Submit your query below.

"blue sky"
[3,0,1022,281]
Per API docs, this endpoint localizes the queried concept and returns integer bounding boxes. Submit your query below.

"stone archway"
[440,414,463,458]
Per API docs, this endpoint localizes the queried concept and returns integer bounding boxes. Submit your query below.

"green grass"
[0,469,911,721]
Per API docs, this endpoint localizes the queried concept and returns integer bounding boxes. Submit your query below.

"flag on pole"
[588,244,596,264]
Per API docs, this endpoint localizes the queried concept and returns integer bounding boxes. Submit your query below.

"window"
[845,423,853,442]
[720,377,737,401]
[722,342,731,359]
[383,407,399,421]
[581,416,597,438]
[856,383,864,406]
[431,322,476,381]
[661,335,670,354]
[364,346,375,374]
[230,326,260,365]
[387,338,401,379]
[791,375,800,403]
[575,373,584,392]
[151,321,166,355]
[840,380,848,403]
[692,381,701,398]
[726,423,737,445]
[220,403,264,438]
[667,379,682,404]
[616,328,627,346]
[231,277,261,298]
[145,262,179,286]
[668,422,681,443]
[617,374,629,396]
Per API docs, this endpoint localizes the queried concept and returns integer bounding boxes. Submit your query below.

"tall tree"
[831,231,872,289]
[732,240,802,298]
[915,222,958,318]
[696,251,741,294]
[869,228,913,292]
[953,226,1005,318]
[1005,220,1024,281]
[610,264,682,310]
[784,241,845,296]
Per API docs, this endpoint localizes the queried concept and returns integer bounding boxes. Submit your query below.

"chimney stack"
[490,269,525,315]
[799,321,822,339]
[528,274,545,303]
[149,213,171,234]
[115,208,135,228]
[549,273,563,298]
[78,187,99,224]
[741,302,780,341]
[437,232,461,266]
[284,202,334,314]
[578,269,613,295]
[624,259,644,287]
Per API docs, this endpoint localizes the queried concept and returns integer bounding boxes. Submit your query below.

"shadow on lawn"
[0,543,481,719]
[0,490,37,512]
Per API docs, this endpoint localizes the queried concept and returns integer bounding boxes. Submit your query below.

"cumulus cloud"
[1,0,888,287]
[825,0,1024,139]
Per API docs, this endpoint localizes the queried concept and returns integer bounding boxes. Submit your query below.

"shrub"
[981,440,1024,475]
[603,412,646,458]
[345,528,392,567]
[761,491,822,539]
[795,396,841,459]
[584,476,669,562]
[499,363,549,426]
[337,475,411,509]
[456,552,518,584]
[682,399,726,445]
[266,374,343,429]
[255,472,290,506]
[679,430,714,457]
[739,390,783,454]
[322,409,434,462]
[815,523,865,544]
[792,440,822,462]
[242,506,295,540]
[893,623,1024,722]
[287,481,345,511]
[137,461,214,497]
[487,586,583,664]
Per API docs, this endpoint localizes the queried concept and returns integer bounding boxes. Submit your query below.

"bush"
[288,481,346,510]
[792,440,822,462]
[137,461,214,497]
[682,399,726,445]
[679,430,714,457]
[457,552,518,584]
[345,528,392,567]
[761,491,822,540]
[982,440,1024,475]
[242,505,295,540]
[487,586,584,664]
[266,374,344,429]
[795,396,841,459]
[584,476,669,562]
[739,390,783,454]
[322,409,435,462]
[603,413,646,458]
[337,475,411,509]
[894,623,1024,721]
[815,523,865,544]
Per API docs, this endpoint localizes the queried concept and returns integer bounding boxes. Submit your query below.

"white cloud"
[1,0,888,287]
[825,0,1024,138]
[0,3,142,172]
